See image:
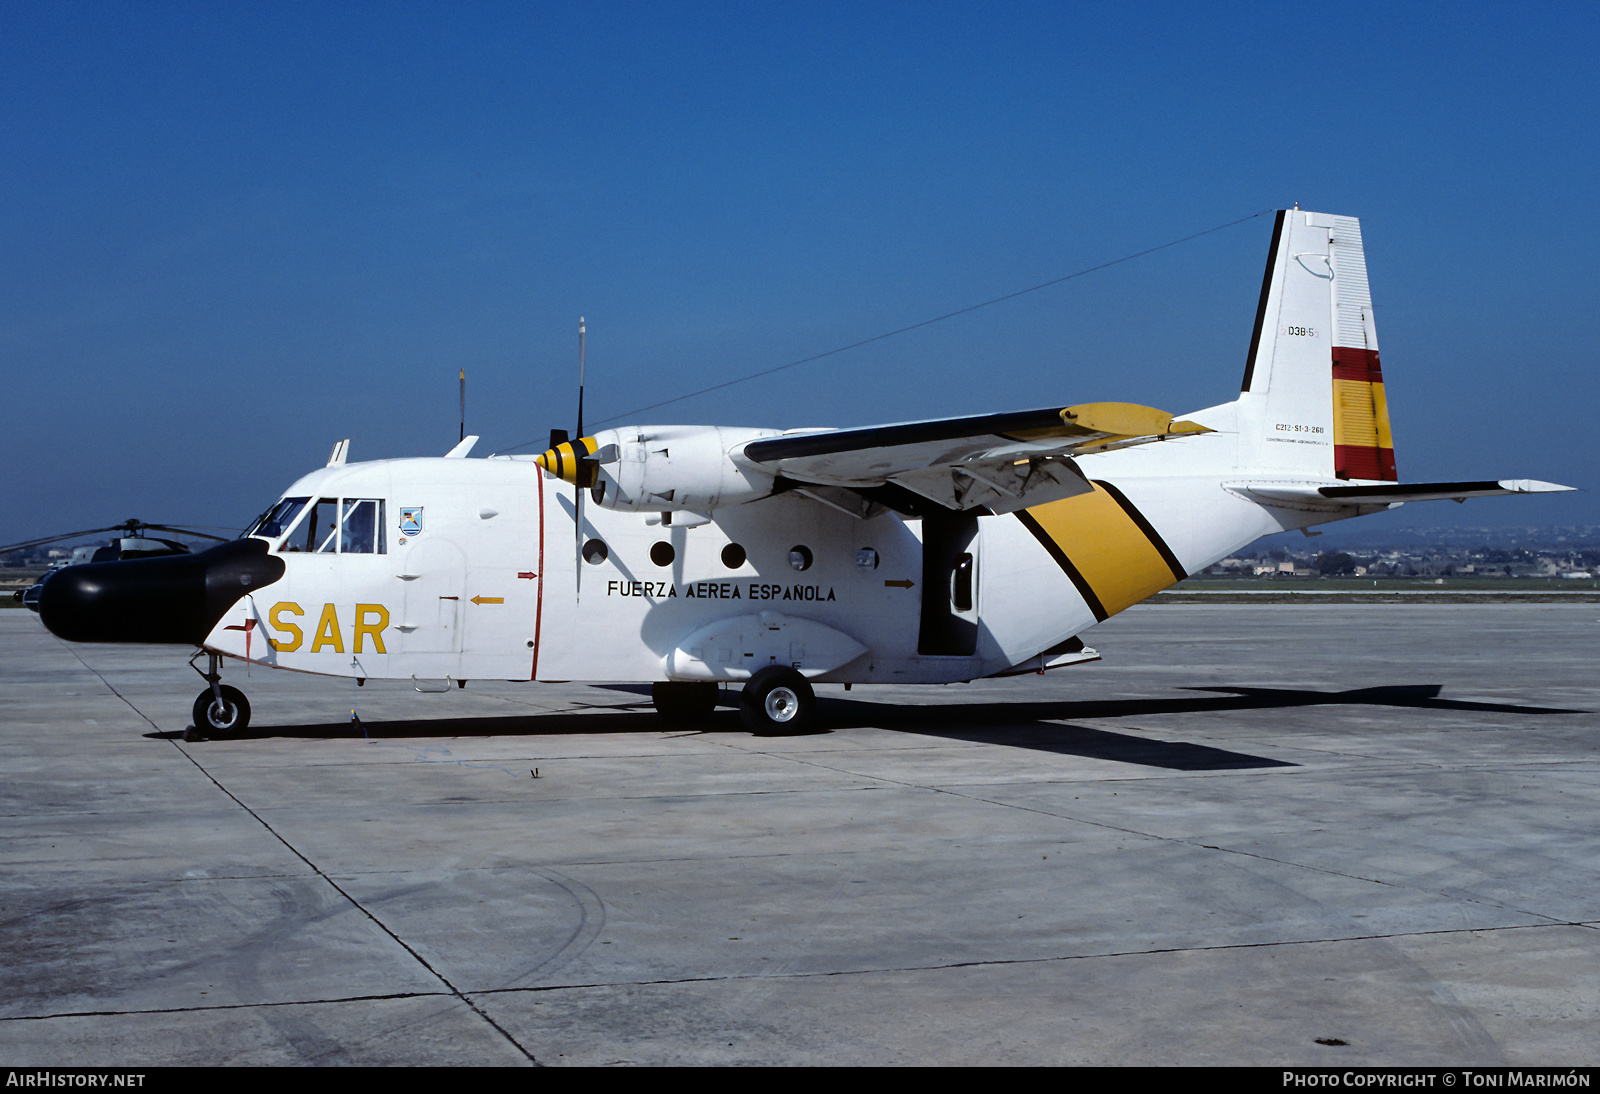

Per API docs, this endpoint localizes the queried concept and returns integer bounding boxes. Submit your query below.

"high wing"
[740,402,1211,516]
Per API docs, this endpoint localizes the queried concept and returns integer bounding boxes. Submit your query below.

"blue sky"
[3,1,1596,547]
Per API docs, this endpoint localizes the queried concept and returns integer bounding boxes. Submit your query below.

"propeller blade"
[575,477,584,602]
[575,316,587,602]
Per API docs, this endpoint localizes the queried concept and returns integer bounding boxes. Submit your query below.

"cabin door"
[917,510,979,656]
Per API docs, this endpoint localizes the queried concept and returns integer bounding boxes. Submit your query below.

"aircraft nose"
[39,538,286,645]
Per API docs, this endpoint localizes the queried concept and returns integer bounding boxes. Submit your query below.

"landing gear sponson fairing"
[40,210,1571,736]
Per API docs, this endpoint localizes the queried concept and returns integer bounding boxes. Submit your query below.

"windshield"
[245,497,310,540]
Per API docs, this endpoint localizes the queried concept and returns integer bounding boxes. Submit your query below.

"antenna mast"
[577,317,586,439]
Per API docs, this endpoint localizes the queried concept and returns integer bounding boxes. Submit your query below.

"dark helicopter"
[3,520,231,611]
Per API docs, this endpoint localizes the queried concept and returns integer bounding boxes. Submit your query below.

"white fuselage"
[201,421,1356,687]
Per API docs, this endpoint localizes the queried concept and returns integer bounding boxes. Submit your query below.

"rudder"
[1236,209,1397,480]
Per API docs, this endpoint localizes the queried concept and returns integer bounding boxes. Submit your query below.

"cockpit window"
[247,497,310,540]
[276,498,339,553]
[274,497,386,554]
[338,499,386,554]
[310,499,340,553]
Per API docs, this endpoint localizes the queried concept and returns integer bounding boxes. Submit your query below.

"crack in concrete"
[56,642,542,1066]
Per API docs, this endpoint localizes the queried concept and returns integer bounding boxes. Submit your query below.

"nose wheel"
[739,666,816,735]
[192,685,250,737]
[188,652,251,738]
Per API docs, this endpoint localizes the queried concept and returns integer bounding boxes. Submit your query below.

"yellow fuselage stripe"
[1019,482,1185,621]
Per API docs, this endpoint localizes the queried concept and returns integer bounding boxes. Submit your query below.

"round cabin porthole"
[721,543,747,569]
[789,545,813,572]
[650,541,675,566]
[582,539,608,565]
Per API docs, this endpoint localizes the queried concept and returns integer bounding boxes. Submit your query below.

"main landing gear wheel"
[191,685,250,738]
[739,666,815,735]
[652,681,720,724]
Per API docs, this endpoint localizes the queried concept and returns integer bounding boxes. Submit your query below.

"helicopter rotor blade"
[135,524,231,543]
[0,526,132,556]
[0,521,234,556]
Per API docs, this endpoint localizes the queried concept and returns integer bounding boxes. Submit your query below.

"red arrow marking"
[225,618,256,660]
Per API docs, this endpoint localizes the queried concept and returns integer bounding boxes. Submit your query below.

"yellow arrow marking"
[471,596,504,605]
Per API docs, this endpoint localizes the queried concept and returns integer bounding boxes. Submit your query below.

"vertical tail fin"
[1236,209,1397,480]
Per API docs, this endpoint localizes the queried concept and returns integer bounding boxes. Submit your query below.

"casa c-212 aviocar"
[39,209,1572,736]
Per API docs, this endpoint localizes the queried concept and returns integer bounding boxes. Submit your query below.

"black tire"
[191,685,250,737]
[739,667,815,735]
[652,681,720,724]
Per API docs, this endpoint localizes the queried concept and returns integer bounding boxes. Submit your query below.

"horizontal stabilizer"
[1318,479,1574,503]
[1236,479,1574,508]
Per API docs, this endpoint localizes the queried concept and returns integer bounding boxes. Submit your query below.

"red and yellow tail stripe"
[1331,347,1397,481]
[1016,481,1187,622]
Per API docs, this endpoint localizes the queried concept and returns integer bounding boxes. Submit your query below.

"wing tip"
[1497,479,1578,494]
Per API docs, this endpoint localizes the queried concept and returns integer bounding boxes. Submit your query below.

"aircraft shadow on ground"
[158,683,1586,773]
[820,684,1587,771]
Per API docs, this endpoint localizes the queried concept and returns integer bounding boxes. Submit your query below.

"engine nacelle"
[539,425,784,513]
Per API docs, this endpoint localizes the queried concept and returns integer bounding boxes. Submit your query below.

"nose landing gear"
[188,652,251,738]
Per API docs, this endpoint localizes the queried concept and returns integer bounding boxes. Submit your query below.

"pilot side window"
[339,499,386,554]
